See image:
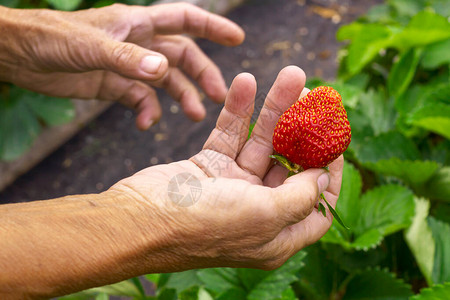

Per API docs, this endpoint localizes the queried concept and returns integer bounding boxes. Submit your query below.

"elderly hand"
[0,67,343,298]
[109,66,343,271]
[0,3,244,129]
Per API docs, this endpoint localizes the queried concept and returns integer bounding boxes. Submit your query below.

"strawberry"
[272,86,351,172]
[270,86,351,229]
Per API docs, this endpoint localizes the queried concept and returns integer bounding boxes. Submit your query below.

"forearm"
[0,5,22,83]
[0,191,174,299]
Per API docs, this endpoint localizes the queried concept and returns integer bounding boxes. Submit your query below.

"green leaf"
[59,280,142,299]
[404,198,435,285]
[420,167,450,202]
[322,163,415,250]
[344,269,413,299]
[363,158,439,185]
[390,11,450,50]
[25,93,75,126]
[46,0,82,11]
[296,245,346,300]
[411,282,450,300]
[178,286,214,300]
[355,184,415,237]
[247,251,305,300]
[197,268,241,294]
[157,288,177,300]
[95,292,108,300]
[344,24,393,76]
[428,217,450,284]
[144,273,161,285]
[346,108,374,155]
[338,159,362,230]
[215,288,247,300]
[429,0,450,18]
[322,243,385,274]
[247,122,256,140]
[366,4,394,24]
[329,81,364,109]
[198,287,214,300]
[276,287,297,300]
[388,47,423,99]
[388,0,426,19]
[356,131,421,164]
[422,38,450,69]
[163,270,202,294]
[321,193,349,230]
[358,89,396,135]
[0,94,41,161]
[408,102,450,139]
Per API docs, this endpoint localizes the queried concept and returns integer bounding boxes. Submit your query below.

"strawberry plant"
[37,0,450,299]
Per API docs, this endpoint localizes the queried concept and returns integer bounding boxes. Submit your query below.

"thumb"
[100,39,169,81]
[273,168,330,225]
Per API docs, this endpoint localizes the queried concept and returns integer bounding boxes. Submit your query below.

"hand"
[0,3,244,129]
[109,66,344,271]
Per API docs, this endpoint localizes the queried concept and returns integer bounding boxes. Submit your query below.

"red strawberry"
[272,86,351,172]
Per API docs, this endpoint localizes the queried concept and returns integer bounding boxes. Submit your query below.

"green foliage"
[0,85,74,161]
[411,282,450,300]
[6,0,445,298]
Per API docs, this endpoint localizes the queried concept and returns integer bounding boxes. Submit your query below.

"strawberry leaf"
[408,102,450,139]
[363,158,439,185]
[320,193,349,230]
[404,198,435,285]
[411,283,450,300]
[321,163,415,250]
[421,38,450,69]
[428,217,450,284]
[418,167,450,202]
[344,269,413,299]
[197,252,306,300]
[388,47,423,99]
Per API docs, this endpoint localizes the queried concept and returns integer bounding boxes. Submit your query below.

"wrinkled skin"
[0,3,244,129]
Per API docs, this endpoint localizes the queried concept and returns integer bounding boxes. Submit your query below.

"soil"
[0,0,381,204]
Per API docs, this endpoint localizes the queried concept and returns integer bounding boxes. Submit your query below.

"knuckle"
[111,43,136,67]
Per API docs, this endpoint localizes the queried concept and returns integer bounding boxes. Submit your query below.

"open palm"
[109,66,343,270]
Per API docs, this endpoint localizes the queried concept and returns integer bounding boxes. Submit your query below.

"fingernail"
[317,172,330,194]
[145,119,154,130]
[141,56,163,74]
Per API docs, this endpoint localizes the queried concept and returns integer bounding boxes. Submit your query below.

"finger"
[270,156,344,252]
[152,68,205,121]
[236,66,306,179]
[96,72,162,130]
[262,164,289,188]
[148,3,245,46]
[202,73,256,159]
[272,168,329,226]
[99,39,169,81]
[263,207,333,259]
[151,35,227,103]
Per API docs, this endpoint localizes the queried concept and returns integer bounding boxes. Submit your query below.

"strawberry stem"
[320,193,349,230]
